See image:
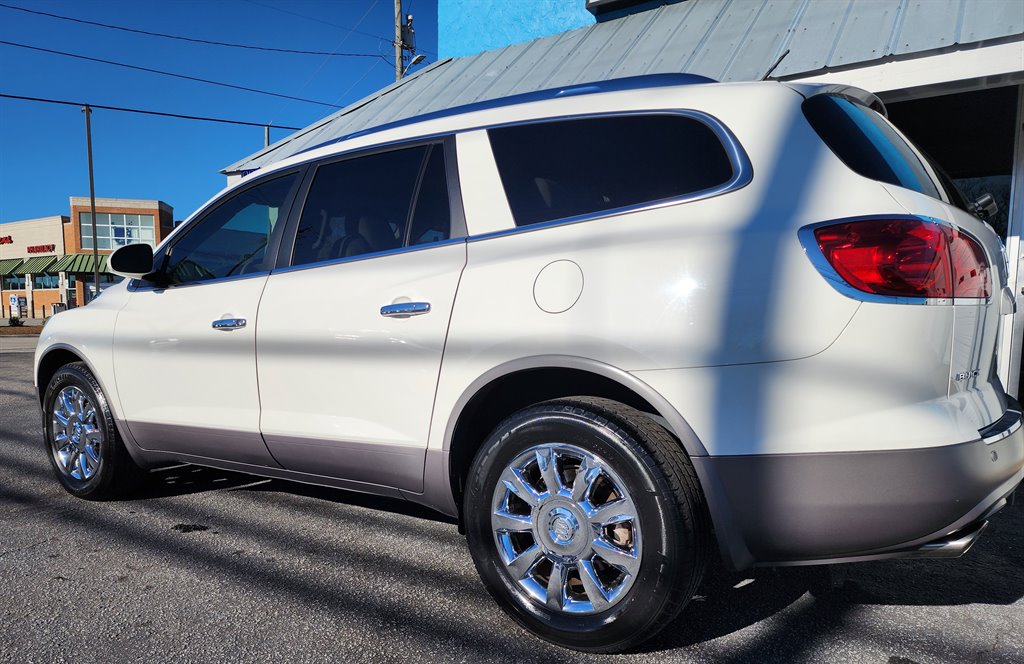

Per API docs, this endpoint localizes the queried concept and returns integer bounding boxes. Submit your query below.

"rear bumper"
[694,408,1024,569]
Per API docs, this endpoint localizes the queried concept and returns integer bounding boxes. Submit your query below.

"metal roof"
[224,0,1024,174]
[0,258,23,276]
[51,253,109,274]
[14,256,57,275]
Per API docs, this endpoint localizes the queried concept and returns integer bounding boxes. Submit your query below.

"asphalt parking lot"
[1,344,1022,663]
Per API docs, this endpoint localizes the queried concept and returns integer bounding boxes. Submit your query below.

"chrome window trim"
[256,105,749,189]
[798,215,994,306]
[128,270,271,292]
[271,236,467,275]
[469,109,753,241]
[265,109,750,266]
[266,110,750,269]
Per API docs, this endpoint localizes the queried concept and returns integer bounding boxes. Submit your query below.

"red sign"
[0,235,12,245]
[27,244,56,254]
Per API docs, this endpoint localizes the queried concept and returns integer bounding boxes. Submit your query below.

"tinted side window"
[488,115,735,227]
[408,146,451,246]
[803,95,940,199]
[292,145,442,267]
[164,174,297,285]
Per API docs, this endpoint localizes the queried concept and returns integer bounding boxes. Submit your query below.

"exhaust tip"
[905,520,989,560]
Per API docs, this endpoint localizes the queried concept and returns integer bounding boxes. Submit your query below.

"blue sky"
[0,0,438,223]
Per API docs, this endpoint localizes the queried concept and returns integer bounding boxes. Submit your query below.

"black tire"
[464,396,711,653]
[42,362,145,500]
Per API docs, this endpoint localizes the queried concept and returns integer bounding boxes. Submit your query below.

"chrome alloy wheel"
[50,386,103,481]
[491,443,642,614]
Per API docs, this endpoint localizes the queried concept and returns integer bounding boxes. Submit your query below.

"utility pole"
[394,0,403,82]
[264,124,270,147]
[82,105,99,299]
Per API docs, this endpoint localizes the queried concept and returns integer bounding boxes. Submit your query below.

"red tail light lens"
[813,218,990,299]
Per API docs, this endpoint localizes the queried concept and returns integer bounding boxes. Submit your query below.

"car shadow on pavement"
[133,464,457,525]
[242,476,458,524]
[129,464,268,499]
[128,464,1024,652]
[638,492,1024,655]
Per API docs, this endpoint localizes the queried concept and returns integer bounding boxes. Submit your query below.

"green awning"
[0,257,23,276]
[50,253,109,274]
[13,255,57,275]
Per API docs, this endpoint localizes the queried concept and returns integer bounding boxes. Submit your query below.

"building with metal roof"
[222,0,1023,180]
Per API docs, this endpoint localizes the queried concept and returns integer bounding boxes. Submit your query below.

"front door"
[113,171,301,466]
[256,141,466,492]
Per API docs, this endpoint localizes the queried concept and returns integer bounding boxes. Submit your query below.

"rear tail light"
[812,217,990,299]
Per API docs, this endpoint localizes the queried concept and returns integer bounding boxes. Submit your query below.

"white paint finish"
[454,131,515,235]
[34,78,1018,517]
[34,282,131,409]
[635,301,962,456]
[256,242,466,473]
[880,183,1009,420]
[790,40,1024,93]
[111,277,275,463]
[533,260,584,313]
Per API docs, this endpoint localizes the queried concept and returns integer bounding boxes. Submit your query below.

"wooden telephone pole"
[394,0,403,81]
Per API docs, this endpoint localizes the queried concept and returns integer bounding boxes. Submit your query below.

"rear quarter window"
[487,114,736,227]
[803,95,941,199]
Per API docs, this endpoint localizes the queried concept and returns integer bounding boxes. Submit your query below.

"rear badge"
[954,370,980,381]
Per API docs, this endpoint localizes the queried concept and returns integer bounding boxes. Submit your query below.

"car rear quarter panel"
[430,86,929,457]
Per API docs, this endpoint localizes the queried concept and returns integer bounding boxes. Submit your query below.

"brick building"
[0,198,173,318]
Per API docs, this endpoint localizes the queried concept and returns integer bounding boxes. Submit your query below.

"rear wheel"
[464,397,710,652]
[43,362,145,499]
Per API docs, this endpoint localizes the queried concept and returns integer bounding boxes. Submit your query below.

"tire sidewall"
[465,405,695,651]
[42,364,119,499]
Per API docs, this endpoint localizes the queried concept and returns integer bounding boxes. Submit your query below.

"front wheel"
[464,397,711,652]
[42,362,145,499]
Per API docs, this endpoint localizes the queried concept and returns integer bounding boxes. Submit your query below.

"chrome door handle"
[380,302,431,318]
[212,318,247,330]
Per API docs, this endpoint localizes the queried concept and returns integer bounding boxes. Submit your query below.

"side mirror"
[968,192,998,221]
[108,243,155,279]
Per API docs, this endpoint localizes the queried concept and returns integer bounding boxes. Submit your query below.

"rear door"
[256,139,466,492]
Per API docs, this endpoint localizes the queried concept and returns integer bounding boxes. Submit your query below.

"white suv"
[35,75,1024,652]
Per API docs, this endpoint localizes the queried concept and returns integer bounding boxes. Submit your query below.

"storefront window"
[32,272,59,289]
[80,213,156,249]
[3,274,26,290]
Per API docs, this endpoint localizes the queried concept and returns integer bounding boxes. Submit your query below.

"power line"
[295,0,380,96]
[0,2,383,58]
[0,93,303,130]
[240,0,436,57]
[0,40,343,108]
[240,0,392,44]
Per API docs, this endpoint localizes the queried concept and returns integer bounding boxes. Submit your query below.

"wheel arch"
[443,356,709,509]
[36,344,90,405]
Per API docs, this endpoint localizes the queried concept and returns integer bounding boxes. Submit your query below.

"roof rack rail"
[298,73,718,157]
